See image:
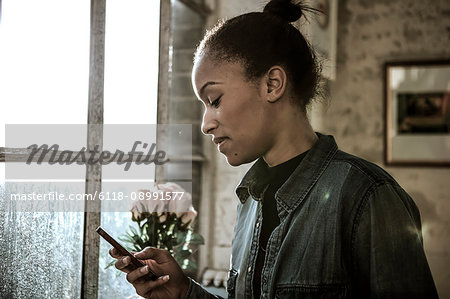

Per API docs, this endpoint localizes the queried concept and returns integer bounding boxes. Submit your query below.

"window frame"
[0,0,209,297]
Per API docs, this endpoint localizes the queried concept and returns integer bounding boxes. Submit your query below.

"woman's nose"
[201,109,218,135]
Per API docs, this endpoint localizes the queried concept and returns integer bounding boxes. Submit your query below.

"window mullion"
[81,0,106,298]
[155,0,172,183]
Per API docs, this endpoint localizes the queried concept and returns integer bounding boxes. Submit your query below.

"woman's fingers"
[127,265,152,283]
[109,248,141,273]
[126,265,171,297]
[134,275,171,298]
[126,260,161,283]
[110,246,188,298]
[134,246,172,263]
[114,255,145,274]
[109,247,121,258]
[115,256,131,270]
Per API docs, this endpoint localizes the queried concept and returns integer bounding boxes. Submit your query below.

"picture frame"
[384,60,450,166]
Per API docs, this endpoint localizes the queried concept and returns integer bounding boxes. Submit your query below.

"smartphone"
[96,226,158,281]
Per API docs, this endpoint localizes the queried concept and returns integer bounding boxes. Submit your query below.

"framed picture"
[385,60,450,166]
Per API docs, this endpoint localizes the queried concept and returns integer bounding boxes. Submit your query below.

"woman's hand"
[110,246,190,299]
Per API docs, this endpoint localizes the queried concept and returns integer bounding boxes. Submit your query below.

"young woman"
[110,0,438,298]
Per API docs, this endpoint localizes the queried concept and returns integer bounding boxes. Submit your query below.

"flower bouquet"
[110,182,204,271]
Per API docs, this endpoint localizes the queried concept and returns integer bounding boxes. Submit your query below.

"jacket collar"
[235,133,338,218]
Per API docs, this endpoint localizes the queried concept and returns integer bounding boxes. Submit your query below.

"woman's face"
[192,55,276,166]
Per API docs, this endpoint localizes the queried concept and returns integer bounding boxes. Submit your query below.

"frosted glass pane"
[0,1,88,297]
[104,0,160,125]
[0,0,90,143]
[0,183,84,298]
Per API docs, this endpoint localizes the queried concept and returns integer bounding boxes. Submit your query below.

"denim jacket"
[186,134,438,298]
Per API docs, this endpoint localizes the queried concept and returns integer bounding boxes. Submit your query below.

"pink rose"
[131,184,166,218]
[132,182,198,225]
[130,201,147,222]
[181,206,198,226]
[157,182,195,218]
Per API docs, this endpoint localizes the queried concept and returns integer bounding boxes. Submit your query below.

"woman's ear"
[266,65,287,103]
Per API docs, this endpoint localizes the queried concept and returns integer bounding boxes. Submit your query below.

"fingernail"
[160,275,170,281]
[123,256,130,264]
[140,266,149,273]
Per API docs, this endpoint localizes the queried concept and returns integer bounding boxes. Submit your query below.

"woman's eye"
[210,96,222,108]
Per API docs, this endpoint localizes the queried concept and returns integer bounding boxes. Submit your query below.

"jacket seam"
[350,180,400,271]
[278,143,338,213]
[333,153,399,188]
[246,203,263,298]
[261,215,286,296]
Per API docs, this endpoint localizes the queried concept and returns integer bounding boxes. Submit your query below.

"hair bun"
[263,0,303,23]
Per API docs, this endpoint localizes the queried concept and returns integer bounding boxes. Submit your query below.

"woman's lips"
[213,137,229,151]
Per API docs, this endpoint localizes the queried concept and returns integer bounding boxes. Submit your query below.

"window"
[0,1,89,297]
[0,0,166,297]
[0,0,209,297]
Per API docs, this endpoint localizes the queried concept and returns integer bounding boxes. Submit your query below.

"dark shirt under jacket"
[252,151,308,299]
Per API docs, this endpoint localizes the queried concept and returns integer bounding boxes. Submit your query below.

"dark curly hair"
[195,0,322,111]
